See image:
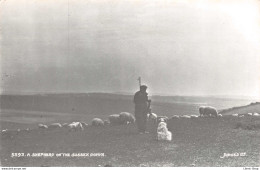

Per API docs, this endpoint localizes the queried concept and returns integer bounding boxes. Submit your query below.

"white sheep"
[2,129,8,133]
[81,122,89,128]
[253,113,260,116]
[190,115,199,119]
[91,118,104,126]
[119,112,135,124]
[48,123,62,129]
[38,124,48,129]
[247,113,253,116]
[199,106,218,117]
[108,114,123,125]
[239,115,244,118]
[218,114,223,117]
[149,113,158,120]
[181,115,191,119]
[67,122,84,131]
[232,113,239,117]
[157,120,172,141]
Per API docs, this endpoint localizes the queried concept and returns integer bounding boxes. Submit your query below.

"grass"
[1,116,259,167]
[0,94,259,167]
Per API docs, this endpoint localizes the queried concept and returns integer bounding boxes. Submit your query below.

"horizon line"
[0,90,259,100]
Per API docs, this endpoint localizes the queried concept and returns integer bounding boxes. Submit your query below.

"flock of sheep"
[1,106,259,141]
[35,112,136,132]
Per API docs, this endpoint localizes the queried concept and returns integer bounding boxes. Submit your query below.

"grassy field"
[0,93,259,167]
[1,116,260,167]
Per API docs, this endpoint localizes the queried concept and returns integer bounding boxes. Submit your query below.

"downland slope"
[0,97,260,167]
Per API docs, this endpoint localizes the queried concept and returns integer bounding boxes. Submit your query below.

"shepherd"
[133,77,151,134]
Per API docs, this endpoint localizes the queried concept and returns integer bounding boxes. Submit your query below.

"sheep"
[199,106,218,117]
[91,118,104,126]
[81,122,88,128]
[48,123,62,129]
[218,114,223,117]
[38,124,48,129]
[147,113,158,135]
[171,115,180,119]
[1,129,13,139]
[108,114,123,125]
[67,122,84,131]
[232,113,239,117]
[119,112,135,124]
[239,115,244,118]
[148,113,158,120]
[247,113,253,116]
[2,129,8,133]
[157,119,172,141]
[253,113,260,116]
[181,115,191,119]
[190,115,199,119]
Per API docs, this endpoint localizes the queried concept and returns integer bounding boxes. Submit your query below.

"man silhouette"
[133,85,151,134]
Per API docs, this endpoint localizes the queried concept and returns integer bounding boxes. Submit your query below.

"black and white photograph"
[0,0,260,167]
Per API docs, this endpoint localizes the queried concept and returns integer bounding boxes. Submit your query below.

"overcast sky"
[0,0,260,98]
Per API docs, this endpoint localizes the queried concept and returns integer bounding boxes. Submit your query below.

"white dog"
[157,118,172,141]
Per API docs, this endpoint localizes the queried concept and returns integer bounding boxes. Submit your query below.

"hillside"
[0,94,260,167]
[219,102,260,115]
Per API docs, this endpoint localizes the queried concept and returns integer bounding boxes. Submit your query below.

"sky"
[0,0,260,98]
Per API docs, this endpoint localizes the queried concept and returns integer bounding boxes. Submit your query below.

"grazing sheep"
[199,106,218,117]
[81,122,88,128]
[218,114,223,117]
[149,113,158,120]
[181,115,191,119]
[108,114,123,125]
[119,112,135,124]
[253,113,260,116]
[147,113,158,135]
[38,124,48,129]
[1,129,13,139]
[247,113,253,116]
[157,119,172,141]
[104,120,110,126]
[48,123,62,129]
[232,113,239,117]
[190,115,199,119]
[67,122,84,131]
[92,118,104,126]
[2,129,8,133]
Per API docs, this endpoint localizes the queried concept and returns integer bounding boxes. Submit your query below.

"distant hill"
[0,93,256,117]
[219,102,260,115]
